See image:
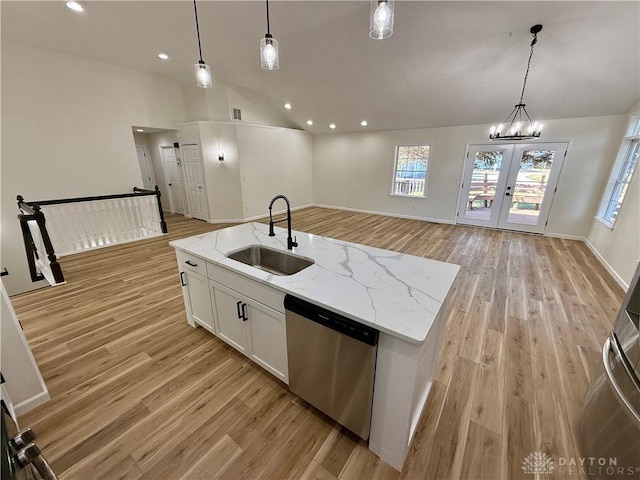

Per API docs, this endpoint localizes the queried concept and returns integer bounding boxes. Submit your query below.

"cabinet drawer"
[207,262,285,313]
[177,251,207,277]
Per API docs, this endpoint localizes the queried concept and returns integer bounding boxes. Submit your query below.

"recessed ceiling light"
[361,120,368,127]
[65,1,84,12]
[306,120,313,126]
[329,123,336,129]
[158,53,169,60]
[284,103,292,110]
[136,129,144,132]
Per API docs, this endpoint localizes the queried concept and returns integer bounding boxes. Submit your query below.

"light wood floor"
[11,207,624,480]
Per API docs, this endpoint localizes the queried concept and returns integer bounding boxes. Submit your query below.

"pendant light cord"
[265,0,271,34]
[193,0,204,62]
[518,32,538,104]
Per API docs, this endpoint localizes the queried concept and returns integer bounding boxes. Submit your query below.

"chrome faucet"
[268,194,297,249]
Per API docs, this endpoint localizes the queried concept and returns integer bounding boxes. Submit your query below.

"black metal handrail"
[17,207,64,284]
[16,186,168,285]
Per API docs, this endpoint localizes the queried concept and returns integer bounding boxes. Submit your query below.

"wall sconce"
[218,152,225,161]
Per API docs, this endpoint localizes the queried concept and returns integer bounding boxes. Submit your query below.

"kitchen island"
[170,222,459,470]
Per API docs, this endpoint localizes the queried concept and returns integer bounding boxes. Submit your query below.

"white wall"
[1,40,188,295]
[312,115,627,237]
[236,124,313,219]
[1,283,49,415]
[227,89,292,128]
[587,107,640,288]
[198,123,244,221]
[175,122,313,222]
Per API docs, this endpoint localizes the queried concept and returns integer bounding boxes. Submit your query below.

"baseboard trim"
[584,239,629,290]
[207,218,244,224]
[205,204,315,225]
[544,232,586,241]
[312,204,455,225]
[243,204,314,223]
[14,390,50,416]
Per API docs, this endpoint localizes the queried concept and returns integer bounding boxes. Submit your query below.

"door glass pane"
[463,151,503,220]
[506,149,555,225]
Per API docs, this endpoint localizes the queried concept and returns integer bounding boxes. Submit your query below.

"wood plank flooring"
[10,207,624,480]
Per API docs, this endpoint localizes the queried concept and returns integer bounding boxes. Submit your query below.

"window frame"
[598,115,640,229]
[389,143,431,199]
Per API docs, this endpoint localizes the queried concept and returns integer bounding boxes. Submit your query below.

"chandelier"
[490,24,544,140]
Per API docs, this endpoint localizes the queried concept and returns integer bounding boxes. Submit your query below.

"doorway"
[135,145,155,190]
[161,146,185,215]
[181,143,209,221]
[456,142,568,234]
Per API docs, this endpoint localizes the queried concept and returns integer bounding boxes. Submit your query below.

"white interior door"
[496,142,568,233]
[161,146,185,215]
[181,143,209,221]
[135,145,155,190]
[457,145,514,228]
[457,142,568,234]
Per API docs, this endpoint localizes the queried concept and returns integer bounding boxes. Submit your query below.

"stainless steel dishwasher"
[284,294,379,440]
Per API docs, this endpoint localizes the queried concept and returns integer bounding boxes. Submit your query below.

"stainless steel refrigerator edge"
[580,262,640,479]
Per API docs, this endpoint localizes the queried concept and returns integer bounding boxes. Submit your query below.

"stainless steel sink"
[226,245,314,276]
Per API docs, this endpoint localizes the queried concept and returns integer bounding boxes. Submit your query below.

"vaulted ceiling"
[2,1,639,133]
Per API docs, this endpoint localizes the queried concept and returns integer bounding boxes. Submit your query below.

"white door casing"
[135,145,155,190]
[161,146,185,215]
[457,142,568,234]
[181,143,209,221]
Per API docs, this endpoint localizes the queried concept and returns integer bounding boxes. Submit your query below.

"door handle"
[179,272,186,286]
[236,300,243,319]
[185,260,198,267]
[241,303,248,321]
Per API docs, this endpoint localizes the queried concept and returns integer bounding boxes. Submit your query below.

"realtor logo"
[522,452,555,475]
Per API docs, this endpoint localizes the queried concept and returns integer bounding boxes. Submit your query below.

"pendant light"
[369,0,394,40]
[260,0,279,70]
[192,0,212,88]
[490,25,544,140]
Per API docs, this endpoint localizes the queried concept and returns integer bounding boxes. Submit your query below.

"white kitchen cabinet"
[180,269,215,333]
[211,282,249,354]
[210,280,288,383]
[245,300,288,383]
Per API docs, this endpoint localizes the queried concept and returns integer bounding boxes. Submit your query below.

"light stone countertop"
[169,222,460,345]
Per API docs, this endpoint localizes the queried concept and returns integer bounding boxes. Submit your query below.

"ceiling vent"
[232,108,242,121]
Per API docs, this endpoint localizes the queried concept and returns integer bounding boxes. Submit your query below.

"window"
[391,144,429,197]
[600,116,640,227]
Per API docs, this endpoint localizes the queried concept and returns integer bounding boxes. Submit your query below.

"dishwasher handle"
[284,295,378,346]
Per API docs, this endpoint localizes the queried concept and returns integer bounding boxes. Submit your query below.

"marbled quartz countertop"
[170,222,459,345]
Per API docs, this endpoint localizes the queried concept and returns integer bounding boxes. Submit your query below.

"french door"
[457,142,568,234]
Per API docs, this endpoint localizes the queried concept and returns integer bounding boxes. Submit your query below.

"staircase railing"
[17,186,167,286]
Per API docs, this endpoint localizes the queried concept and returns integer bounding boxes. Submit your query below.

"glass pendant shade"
[260,34,279,70]
[369,0,394,40]
[194,61,212,88]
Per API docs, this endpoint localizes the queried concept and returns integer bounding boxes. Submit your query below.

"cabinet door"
[246,299,288,383]
[183,270,215,332]
[211,282,249,354]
